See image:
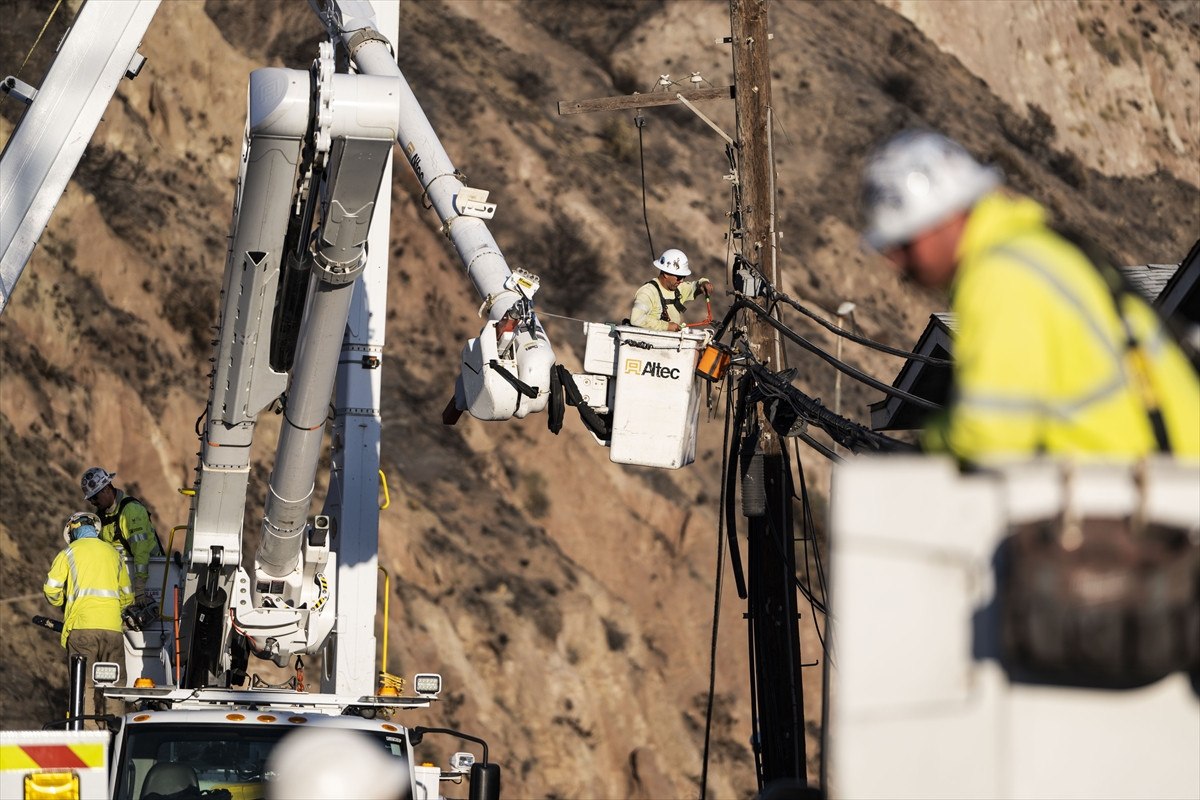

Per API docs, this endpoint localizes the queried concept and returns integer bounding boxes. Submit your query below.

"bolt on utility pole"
[730,0,808,792]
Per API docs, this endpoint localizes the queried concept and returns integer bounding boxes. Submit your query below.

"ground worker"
[43,511,133,729]
[859,129,1199,461]
[630,248,713,331]
[81,467,163,595]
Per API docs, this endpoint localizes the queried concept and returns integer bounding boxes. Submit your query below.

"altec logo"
[624,359,680,380]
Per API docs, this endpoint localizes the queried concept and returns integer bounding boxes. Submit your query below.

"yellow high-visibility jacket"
[630,277,710,331]
[43,538,133,647]
[98,489,161,585]
[924,192,1200,461]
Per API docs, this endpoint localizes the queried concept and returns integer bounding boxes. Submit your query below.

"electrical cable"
[635,112,656,261]
[786,443,828,645]
[770,288,952,366]
[767,448,809,783]
[12,0,64,81]
[723,378,750,599]
[743,354,915,455]
[791,436,834,795]
[762,504,828,618]
[797,430,843,463]
[699,384,736,800]
[746,578,763,790]
[732,296,943,411]
[795,448,831,626]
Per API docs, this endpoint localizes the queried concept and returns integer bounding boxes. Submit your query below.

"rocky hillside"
[1,1,1196,798]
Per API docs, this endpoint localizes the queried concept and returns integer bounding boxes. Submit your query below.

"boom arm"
[0,0,160,314]
[180,34,401,686]
[317,0,557,421]
[180,0,559,690]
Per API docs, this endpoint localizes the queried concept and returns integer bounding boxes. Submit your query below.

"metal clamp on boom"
[313,248,367,285]
[453,187,496,220]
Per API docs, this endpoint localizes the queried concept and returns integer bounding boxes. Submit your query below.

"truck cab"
[105,690,441,800]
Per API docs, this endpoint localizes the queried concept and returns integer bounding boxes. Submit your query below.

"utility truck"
[0,0,633,795]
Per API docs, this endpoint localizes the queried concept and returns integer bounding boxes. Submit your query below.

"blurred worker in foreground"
[860,129,1199,461]
[266,728,409,799]
[81,466,163,595]
[43,511,133,729]
[630,248,713,331]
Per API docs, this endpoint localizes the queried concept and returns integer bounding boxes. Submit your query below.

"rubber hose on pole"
[548,365,564,434]
[741,448,767,517]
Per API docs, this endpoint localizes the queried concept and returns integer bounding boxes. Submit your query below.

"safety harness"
[99,495,165,556]
[644,279,688,322]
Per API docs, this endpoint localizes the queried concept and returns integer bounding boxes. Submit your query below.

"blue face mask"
[72,524,100,541]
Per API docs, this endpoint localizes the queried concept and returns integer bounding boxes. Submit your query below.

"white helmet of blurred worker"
[860,129,1002,251]
[654,248,691,277]
[63,511,102,545]
[266,728,409,800]
[81,466,116,500]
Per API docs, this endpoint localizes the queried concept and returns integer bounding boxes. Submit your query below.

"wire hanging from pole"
[635,111,656,261]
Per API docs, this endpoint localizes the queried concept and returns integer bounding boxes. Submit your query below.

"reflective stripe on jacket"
[43,538,133,647]
[923,192,1199,461]
[99,489,161,581]
[630,277,707,331]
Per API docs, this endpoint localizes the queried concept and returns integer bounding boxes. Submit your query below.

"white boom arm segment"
[317,0,557,421]
[181,13,401,687]
[0,0,160,315]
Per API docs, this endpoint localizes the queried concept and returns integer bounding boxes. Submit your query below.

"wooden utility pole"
[557,1,808,792]
[730,0,807,791]
[731,0,781,388]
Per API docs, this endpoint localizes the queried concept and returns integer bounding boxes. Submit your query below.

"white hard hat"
[63,511,102,544]
[861,129,1001,251]
[81,467,116,500]
[266,728,409,800]
[654,248,691,277]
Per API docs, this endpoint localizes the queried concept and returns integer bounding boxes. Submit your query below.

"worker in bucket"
[630,248,713,331]
[859,129,1199,461]
[43,511,134,729]
[81,466,163,596]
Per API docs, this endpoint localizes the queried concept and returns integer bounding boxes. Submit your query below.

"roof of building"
[1120,263,1179,302]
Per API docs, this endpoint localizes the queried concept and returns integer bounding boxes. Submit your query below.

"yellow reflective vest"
[924,192,1200,461]
[98,489,161,584]
[43,538,133,647]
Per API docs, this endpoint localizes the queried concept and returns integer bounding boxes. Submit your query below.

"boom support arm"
[182,41,400,682]
[316,0,557,420]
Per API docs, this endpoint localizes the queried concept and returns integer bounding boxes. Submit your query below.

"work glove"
[700,280,713,297]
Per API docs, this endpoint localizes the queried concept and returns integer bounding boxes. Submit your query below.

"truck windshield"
[112,723,407,800]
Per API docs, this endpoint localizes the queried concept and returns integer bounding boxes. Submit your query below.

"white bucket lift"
[575,322,707,469]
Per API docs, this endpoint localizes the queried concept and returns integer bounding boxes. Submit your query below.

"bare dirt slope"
[1,1,1197,798]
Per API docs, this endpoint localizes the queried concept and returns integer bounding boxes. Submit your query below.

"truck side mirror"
[469,762,500,800]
